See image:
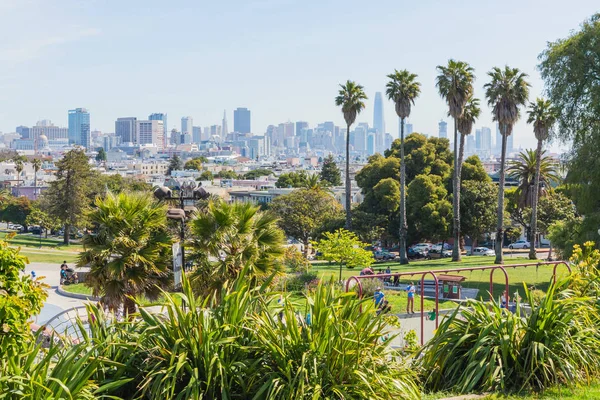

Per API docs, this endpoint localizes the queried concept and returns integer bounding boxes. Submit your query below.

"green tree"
[484,66,530,263]
[461,155,490,183]
[456,98,481,180]
[270,188,342,257]
[312,228,374,281]
[0,196,32,227]
[14,159,24,197]
[188,200,285,297]
[198,170,214,181]
[508,149,560,208]
[0,240,47,356]
[386,69,421,264]
[436,59,475,262]
[166,155,183,175]
[96,148,107,163]
[42,149,94,244]
[25,207,60,238]
[526,98,559,259]
[319,154,342,186]
[460,180,498,253]
[275,171,310,188]
[335,80,367,230]
[31,158,42,200]
[184,158,204,171]
[243,168,273,180]
[79,192,172,315]
[407,174,451,245]
[216,170,238,179]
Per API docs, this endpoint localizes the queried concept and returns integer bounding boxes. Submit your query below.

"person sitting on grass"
[360,266,374,276]
[406,282,416,314]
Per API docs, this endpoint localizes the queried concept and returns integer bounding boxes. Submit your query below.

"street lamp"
[154,181,209,288]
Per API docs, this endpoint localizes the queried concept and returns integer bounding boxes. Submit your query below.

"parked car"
[9,224,24,231]
[508,240,530,249]
[411,243,433,251]
[426,248,452,259]
[471,247,495,256]
[478,241,494,249]
[407,247,427,259]
[540,238,551,247]
[374,250,396,261]
[432,242,453,251]
[28,226,42,235]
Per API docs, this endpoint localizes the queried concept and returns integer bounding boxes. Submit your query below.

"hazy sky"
[0,0,597,151]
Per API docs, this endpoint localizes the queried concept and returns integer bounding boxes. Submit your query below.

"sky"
[0,0,597,152]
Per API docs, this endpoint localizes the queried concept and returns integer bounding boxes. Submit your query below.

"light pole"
[154,182,209,288]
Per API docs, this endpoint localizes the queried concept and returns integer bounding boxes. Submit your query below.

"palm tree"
[484,66,530,264]
[436,60,475,262]
[457,97,481,178]
[188,200,285,297]
[508,149,560,208]
[79,191,173,316]
[335,80,367,230]
[32,158,42,200]
[14,159,24,197]
[526,99,559,260]
[386,69,421,264]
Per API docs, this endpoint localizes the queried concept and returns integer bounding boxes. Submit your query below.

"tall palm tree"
[436,60,475,262]
[14,159,24,197]
[457,97,481,179]
[526,98,558,260]
[484,66,530,264]
[386,69,421,264]
[335,81,367,230]
[508,149,560,208]
[32,158,42,200]
[188,200,285,298]
[79,191,173,316]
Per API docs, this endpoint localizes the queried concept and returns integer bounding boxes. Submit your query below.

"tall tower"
[68,108,90,149]
[438,120,448,139]
[222,110,228,137]
[373,92,385,142]
[234,107,251,134]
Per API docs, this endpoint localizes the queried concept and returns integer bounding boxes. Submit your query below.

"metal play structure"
[345,261,571,344]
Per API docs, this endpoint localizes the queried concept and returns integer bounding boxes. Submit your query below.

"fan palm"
[457,97,481,178]
[526,98,559,259]
[188,200,285,298]
[32,158,42,200]
[386,69,421,264]
[484,66,530,263]
[436,60,475,262]
[335,80,367,230]
[508,149,560,207]
[14,159,24,197]
[79,191,173,315]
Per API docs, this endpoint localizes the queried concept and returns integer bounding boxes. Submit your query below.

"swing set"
[345,261,571,345]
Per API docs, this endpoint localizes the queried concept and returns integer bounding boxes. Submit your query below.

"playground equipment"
[345,261,571,344]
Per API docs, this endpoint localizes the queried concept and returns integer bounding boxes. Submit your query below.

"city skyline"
[0,0,595,152]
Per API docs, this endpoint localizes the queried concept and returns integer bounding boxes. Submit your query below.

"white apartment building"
[136,120,164,149]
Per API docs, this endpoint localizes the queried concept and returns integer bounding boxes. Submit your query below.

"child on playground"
[406,282,416,314]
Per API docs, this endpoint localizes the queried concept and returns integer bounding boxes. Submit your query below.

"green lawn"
[21,250,80,264]
[0,231,83,251]
[313,256,570,301]
[424,382,600,399]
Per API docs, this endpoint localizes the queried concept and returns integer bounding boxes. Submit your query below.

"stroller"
[60,265,79,285]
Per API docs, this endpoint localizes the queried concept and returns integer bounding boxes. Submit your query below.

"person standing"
[406,282,416,314]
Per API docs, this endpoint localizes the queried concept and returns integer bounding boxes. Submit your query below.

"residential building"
[68,108,90,148]
[233,107,251,133]
[115,117,137,143]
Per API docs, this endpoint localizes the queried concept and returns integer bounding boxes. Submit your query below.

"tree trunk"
[452,119,461,262]
[399,118,408,265]
[303,238,309,258]
[34,170,37,200]
[495,129,509,264]
[547,242,553,261]
[345,123,352,230]
[64,224,70,245]
[529,139,543,260]
[16,176,20,197]
[124,296,137,320]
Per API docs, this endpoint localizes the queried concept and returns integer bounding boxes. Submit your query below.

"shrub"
[418,278,600,394]
[283,246,310,273]
[357,276,385,297]
[284,271,319,292]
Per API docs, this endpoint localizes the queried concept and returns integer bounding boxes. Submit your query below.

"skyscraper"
[222,110,228,137]
[149,113,167,140]
[181,116,193,135]
[481,127,492,154]
[495,123,502,155]
[438,120,448,139]
[234,107,251,134]
[475,129,482,150]
[295,121,308,136]
[115,117,137,143]
[68,108,90,148]
[137,120,164,148]
[373,92,385,137]
[405,123,413,136]
[192,126,202,143]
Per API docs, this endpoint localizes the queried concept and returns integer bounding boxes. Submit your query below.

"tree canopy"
[312,228,374,281]
[319,154,342,186]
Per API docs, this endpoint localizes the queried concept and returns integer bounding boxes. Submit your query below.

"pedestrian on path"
[406,282,416,314]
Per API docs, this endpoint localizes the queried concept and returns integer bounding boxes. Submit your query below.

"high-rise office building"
[149,113,167,145]
[475,129,482,150]
[181,116,193,135]
[466,135,476,155]
[19,121,68,141]
[373,92,385,137]
[367,131,375,156]
[438,120,448,139]
[405,123,413,136]
[192,126,202,143]
[68,108,90,148]
[234,107,251,133]
[137,120,164,149]
[495,123,502,155]
[295,121,308,136]
[481,127,492,154]
[115,117,137,143]
[507,134,514,155]
[222,110,228,137]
